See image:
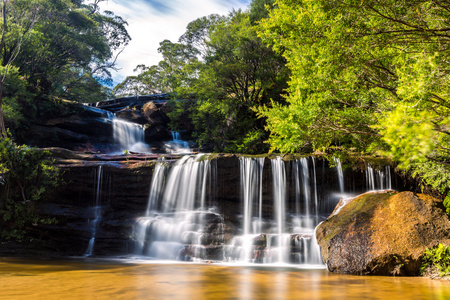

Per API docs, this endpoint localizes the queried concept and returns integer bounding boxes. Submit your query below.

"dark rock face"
[25,106,114,152]
[316,191,450,275]
[3,151,409,262]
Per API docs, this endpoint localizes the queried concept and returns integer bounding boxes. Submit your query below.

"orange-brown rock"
[315,191,450,275]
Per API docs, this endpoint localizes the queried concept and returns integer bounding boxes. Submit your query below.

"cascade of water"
[334,158,344,194]
[365,163,392,191]
[312,157,319,223]
[165,131,191,154]
[386,165,392,189]
[85,165,103,256]
[222,156,324,265]
[146,159,167,214]
[377,170,385,190]
[112,118,148,153]
[257,157,264,233]
[134,155,219,260]
[239,157,265,262]
[271,157,288,263]
[366,164,375,190]
[300,158,311,228]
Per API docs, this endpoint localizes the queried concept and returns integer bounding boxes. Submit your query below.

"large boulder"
[315,191,450,275]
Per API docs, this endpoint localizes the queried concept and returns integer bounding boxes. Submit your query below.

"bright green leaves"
[257,0,450,193]
[421,243,450,277]
[377,105,436,167]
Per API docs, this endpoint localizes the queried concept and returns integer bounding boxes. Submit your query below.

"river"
[1,257,449,299]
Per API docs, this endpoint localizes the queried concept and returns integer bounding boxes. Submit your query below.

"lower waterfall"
[130,155,394,266]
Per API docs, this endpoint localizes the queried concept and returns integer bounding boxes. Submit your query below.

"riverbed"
[0,257,449,299]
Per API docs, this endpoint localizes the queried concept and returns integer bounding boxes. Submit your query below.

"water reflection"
[0,258,449,299]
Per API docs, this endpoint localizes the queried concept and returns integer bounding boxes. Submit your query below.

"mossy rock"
[316,191,450,275]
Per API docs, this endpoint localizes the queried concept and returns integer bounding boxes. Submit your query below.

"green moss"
[321,192,394,243]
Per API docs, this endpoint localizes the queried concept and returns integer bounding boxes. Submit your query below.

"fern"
[421,243,450,277]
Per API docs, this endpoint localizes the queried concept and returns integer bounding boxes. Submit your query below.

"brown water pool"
[0,258,449,299]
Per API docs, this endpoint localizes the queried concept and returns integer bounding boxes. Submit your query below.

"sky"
[99,0,252,86]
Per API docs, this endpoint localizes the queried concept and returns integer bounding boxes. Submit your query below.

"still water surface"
[0,257,449,299]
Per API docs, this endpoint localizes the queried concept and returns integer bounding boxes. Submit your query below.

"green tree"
[113,40,198,96]
[0,0,130,136]
[258,0,450,191]
[0,136,59,240]
[0,0,41,137]
[180,10,289,152]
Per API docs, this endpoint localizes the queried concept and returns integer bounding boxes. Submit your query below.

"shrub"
[0,136,59,241]
[421,243,450,277]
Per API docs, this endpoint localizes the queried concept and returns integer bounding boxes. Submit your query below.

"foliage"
[0,0,130,138]
[113,39,199,96]
[0,135,59,241]
[421,243,450,277]
[257,0,450,192]
[444,194,450,216]
[116,10,289,153]
[0,66,35,132]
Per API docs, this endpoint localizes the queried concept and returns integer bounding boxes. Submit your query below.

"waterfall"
[112,118,148,153]
[165,131,191,154]
[386,165,392,189]
[226,156,323,265]
[312,157,319,223]
[365,163,392,191]
[334,158,344,194]
[131,154,401,266]
[300,158,311,228]
[271,157,288,263]
[366,164,375,190]
[134,154,220,260]
[85,165,103,256]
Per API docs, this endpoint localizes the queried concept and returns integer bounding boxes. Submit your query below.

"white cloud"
[100,0,251,85]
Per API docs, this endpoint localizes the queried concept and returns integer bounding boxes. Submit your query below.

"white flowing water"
[85,165,103,256]
[134,155,217,260]
[165,131,191,154]
[228,157,323,265]
[112,118,149,153]
[334,158,344,194]
[132,155,395,266]
[366,164,392,190]
[271,157,288,263]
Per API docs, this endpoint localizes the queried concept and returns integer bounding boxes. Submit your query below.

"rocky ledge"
[315,191,450,276]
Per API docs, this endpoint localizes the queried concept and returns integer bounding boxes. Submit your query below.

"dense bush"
[0,136,59,240]
[421,243,450,277]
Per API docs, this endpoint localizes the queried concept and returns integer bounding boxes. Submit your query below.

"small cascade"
[85,165,104,256]
[271,157,288,263]
[165,131,191,154]
[112,117,148,153]
[134,154,222,261]
[226,157,323,265]
[385,165,392,189]
[334,158,345,194]
[365,163,392,190]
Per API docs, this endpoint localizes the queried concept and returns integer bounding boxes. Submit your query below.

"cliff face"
[9,151,404,259]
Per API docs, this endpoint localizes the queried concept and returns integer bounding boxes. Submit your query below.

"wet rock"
[145,124,172,142]
[316,191,450,275]
[115,109,146,124]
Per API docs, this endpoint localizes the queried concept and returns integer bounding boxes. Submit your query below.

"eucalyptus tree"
[186,10,288,152]
[0,0,41,137]
[0,0,129,136]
